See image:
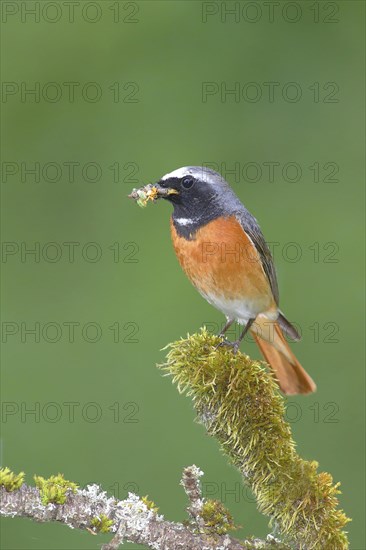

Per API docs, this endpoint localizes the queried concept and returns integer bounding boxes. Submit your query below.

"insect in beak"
[128,184,179,208]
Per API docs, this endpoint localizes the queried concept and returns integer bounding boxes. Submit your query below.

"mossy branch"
[160,329,350,550]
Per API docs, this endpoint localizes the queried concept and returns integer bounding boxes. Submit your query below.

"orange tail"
[251,317,316,395]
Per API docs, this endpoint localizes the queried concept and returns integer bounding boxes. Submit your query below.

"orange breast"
[170,216,276,312]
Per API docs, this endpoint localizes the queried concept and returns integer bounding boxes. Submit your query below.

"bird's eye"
[181,176,194,189]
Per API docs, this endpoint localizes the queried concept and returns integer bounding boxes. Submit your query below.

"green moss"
[200,499,237,535]
[0,467,25,492]
[160,329,350,550]
[141,495,159,513]
[90,514,114,534]
[34,473,78,505]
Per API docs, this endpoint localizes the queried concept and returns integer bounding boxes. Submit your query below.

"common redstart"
[129,166,316,395]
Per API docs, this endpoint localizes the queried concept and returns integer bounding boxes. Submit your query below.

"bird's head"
[129,166,237,215]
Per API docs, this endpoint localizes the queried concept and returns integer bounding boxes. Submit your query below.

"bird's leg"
[215,319,235,349]
[216,318,256,353]
[231,318,256,354]
[218,318,235,337]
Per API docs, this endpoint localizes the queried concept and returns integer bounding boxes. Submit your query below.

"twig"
[180,464,205,528]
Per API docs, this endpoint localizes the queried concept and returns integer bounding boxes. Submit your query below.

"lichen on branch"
[161,329,350,550]
[0,466,287,550]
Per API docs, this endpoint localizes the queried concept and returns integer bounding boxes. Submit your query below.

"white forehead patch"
[161,167,192,181]
[160,166,225,186]
[175,217,198,226]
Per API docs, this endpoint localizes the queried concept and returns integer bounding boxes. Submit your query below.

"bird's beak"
[154,183,179,198]
[129,183,179,208]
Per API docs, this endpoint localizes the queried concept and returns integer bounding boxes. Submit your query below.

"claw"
[215,337,240,353]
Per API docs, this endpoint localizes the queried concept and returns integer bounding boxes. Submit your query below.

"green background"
[1,1,365,548]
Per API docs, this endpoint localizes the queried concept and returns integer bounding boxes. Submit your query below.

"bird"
[131,166,316,395]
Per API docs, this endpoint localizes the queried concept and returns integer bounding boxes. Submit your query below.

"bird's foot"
[215,337,240,354]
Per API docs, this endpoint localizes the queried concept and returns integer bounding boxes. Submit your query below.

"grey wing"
[236,210,279,305]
